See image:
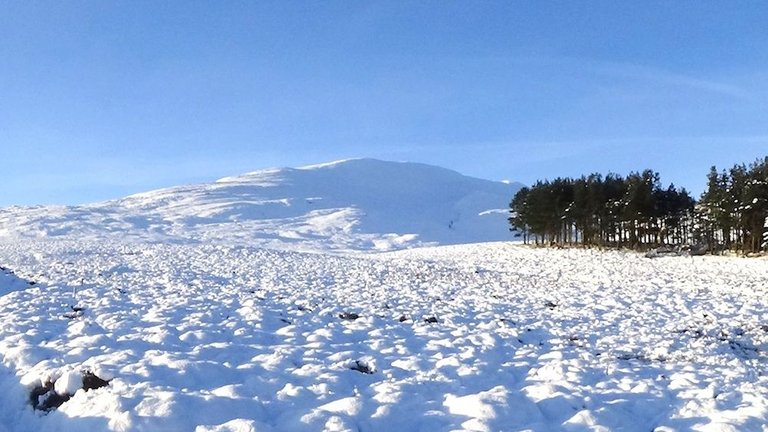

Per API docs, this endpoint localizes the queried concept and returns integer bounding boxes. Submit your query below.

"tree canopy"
[509,156,768,254]
[509,171,694,248]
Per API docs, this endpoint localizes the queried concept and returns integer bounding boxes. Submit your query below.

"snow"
[0,159,522,252]
[0,240,767,431]
[53,369,83,396]
[0,159,767,431]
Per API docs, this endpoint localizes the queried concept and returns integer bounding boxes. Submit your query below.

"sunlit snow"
[0,160,766,431]
[0,159,520,252]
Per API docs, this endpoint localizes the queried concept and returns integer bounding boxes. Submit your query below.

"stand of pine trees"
[509,157,768,254]
[697,157,768,254]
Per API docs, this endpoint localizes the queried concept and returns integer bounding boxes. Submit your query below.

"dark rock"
[37,391,71,411]
[350,360,374,374]
[617,352,648,362]
[82,371,110,392]
[30,381,70,411]
[339,312,360,321]
[29,381,53,408]
[30,371,111,411]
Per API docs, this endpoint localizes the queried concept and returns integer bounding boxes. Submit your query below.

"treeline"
[508,170,695,249]
[698,157,768,254]
[508,156,768,254]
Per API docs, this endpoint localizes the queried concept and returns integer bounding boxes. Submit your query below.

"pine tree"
[509,187,531,244]
[507,156,765,254]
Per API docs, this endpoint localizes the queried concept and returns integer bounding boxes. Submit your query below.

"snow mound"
[0,159,522,252]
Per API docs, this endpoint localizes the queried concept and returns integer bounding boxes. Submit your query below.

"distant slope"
[0,159,522,251]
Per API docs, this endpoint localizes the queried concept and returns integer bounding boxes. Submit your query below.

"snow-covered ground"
[1,240,767,431]
[0,159,521,252]
[0,160,766,431]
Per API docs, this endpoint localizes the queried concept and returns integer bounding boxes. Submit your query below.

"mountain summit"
[0,159,522,251]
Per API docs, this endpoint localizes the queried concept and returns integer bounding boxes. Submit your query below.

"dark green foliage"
[509,156,768,254]
[509,170,694,249]
[698,157,768,254]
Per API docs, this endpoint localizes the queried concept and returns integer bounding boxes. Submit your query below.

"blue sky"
[1,1,767,205]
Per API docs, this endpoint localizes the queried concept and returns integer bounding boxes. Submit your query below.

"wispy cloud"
[507,55,752,100]
[485,134,767,155]
[586,60,750,100]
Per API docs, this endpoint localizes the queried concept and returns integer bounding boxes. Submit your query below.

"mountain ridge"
[0,159,522,252]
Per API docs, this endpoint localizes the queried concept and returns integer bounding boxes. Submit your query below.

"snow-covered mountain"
[0,158,522,251]
[1,161,767,432]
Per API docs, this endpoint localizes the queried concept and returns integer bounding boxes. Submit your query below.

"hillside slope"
[0,159,522,251]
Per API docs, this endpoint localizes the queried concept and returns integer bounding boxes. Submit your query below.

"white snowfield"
[0,160,767,431]
[1,242,767,431]
[0,159,521,252]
